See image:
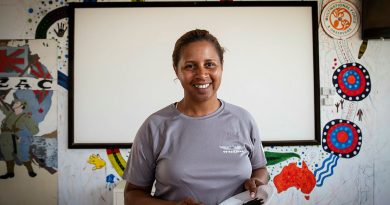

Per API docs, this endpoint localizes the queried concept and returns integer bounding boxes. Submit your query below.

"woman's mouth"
[193,83,210,89]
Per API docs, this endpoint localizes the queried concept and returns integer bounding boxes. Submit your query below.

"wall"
[1,0,389,205]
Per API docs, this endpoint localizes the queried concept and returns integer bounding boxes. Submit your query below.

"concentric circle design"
[332,62,371,101]
[322,119,362,158]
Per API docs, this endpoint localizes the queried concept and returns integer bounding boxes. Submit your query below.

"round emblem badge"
[321,0,360,39]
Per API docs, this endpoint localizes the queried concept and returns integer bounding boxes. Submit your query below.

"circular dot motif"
[322,119,362,158]
[332,63,371,101]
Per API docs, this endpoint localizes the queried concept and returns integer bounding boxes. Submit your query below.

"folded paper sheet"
[219,184,274,205]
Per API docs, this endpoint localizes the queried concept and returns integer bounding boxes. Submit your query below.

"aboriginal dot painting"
[322,119,362,158]
[332,63,371,101]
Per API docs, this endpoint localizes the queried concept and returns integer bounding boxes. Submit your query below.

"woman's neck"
[177,98,221,117]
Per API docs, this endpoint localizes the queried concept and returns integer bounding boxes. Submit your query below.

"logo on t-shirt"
[219,145,246,154]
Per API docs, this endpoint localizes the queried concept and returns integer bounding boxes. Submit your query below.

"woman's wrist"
[251,177,267,186]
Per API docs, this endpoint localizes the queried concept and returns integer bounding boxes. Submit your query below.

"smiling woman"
[123,29,269,205]
[173,30,224,117]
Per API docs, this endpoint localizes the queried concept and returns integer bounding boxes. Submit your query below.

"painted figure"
[0,97,39,179]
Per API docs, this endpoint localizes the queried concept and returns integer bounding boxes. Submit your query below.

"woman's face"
[175,40,223,103]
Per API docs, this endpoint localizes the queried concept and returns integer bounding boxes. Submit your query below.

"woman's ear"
[173,66,178,76]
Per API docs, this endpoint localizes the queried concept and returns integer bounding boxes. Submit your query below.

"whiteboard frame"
[68,1,320,148]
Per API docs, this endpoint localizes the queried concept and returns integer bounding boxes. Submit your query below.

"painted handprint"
[54,22,67,37]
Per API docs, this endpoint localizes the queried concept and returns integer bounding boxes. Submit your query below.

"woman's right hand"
[177,197,204,205]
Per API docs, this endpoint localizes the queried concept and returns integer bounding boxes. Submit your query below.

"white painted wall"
[1,0,389,205]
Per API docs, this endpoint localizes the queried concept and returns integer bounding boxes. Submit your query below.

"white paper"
[219,184,274,205]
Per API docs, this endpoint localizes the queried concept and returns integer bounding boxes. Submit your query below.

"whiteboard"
[68,1,320,148]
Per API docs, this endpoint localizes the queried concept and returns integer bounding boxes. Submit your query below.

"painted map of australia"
[273,161,316,200]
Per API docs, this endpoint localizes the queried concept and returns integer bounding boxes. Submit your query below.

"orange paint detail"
[273,161,316,200]
[337,131,349,143]
[330,8,352,30]
[347,75,356,84]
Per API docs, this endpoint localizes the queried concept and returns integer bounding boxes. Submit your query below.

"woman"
[124,29,268,205]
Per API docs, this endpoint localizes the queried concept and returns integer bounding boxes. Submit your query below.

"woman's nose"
[195,66,208,77]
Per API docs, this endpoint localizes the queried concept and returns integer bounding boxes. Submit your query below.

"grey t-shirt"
[123,100,267,205]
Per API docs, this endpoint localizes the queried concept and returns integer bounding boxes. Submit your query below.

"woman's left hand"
[244,178,264,199]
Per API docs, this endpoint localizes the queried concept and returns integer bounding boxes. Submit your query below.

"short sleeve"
[123,120,156,187]
[248,115,267,169]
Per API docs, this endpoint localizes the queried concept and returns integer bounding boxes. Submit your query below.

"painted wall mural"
[274,161,316,200]
[106,148,127,177]
[87,154,106,170]
[332,62,371,101]
[1,0,390,205]
[0,39,58,172]
[0,39,58,204]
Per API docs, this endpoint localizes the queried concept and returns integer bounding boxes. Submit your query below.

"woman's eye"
[205,62,216,68]
[184,64,195,69]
